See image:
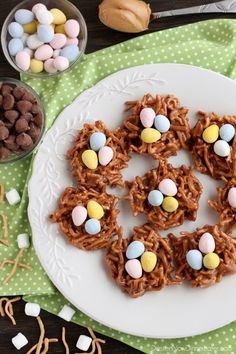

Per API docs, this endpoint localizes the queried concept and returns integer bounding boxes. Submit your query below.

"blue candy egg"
[126,241,145,259]
[85,218,101,235]
[90,132,106,151]
[8,22,24,38]
[186,250,203,270]
[8,38,23,56]
[219,124,235,142]
[37,25,54,43]
[60,45,80,62]
[148,190,164,206]
[15,9,34,25]
[154,115,170,133]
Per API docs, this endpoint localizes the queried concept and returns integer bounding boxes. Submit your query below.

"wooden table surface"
[1,0,236,353]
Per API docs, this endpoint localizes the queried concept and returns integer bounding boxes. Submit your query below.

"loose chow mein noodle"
[126,160,202,230]
[67,120,130,188]
[50,186,119,250]
[123,94,191,159]
[0,296,20,325]
[191,111,236,180]
[105,225,181,298]
[0,211,10,247]
[2,248,26,285]
[62,327,69,354]
[0,183,4,203]
[169,224,236,288]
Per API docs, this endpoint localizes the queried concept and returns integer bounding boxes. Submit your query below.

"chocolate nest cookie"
[105,224,181,298]
[67,120,130,188]
[50,186,119,250]
[191,111,236,180]
[126,160,202,230]
[123,93,191,159]
[169,224,236,288]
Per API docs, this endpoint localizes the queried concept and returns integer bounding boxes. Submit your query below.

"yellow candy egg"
[50,8,67,25]
[203,252,220,270]
[202,124,219,143]
[30,59,44,73]
[23,20,38,34]
[140,128,161,143]
[55,24,66,35]
[162,196,179,212]
[81,150,98,170]
[141,251,157,272]
[87,200,104,220]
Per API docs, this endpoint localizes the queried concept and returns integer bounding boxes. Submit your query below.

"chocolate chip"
[28,122,40,141]
[0,146,10,159]
[0,126,9,141]
[21,112,33,122]
[16,133,33,150]
[34,112,44,128]
[4,110,19,123]
[13,86,26,100]
[15,118,29,133]
[16,100,33,114]
[22,91,35,103]
[3,94,15,110]
[4,135,19,151]
[2,85,13,96]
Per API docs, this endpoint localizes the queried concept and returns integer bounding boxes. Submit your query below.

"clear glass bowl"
[0,77,46,164]
[1,0,87,78]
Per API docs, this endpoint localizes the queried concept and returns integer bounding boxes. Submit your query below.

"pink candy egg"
[64,19,80,38]
[140,108,155,128]
[158,178,177,196]
[53,56,69,71]
[35,44,53,60]
[228,187,236,208]
[125,259,142,279]
[32,3,47,14]
[98,146,114,166]
[53,49,60,58]
[50,33,67,49]
[44,58,57,73]
[72,205,87,226]
[15,51,31,71]
[65,37,79,47]
[199,233,215,254]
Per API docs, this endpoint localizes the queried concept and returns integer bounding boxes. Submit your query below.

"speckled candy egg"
[8,22,24,38]
[89,132,106,151]
[228,187,236,208]
[98,146,114,166]
[81,149,98,170]
[126,241,145,259]
[158,178,177,196]
[148,190,163,206]
[220,124,235,142]
[140,107,155,128]
[8,38,23,56]
[37,25,54,43]
[44,59,57,74]
[53,56,69,71]
[198,232,215,254]
[141,251,157,272]
[27,34,43,50]
[15,9,34,25]
[30,59,44,73]
[125,259,142,279]
[50,33,67,49]
[162,196,178,212]
[213,140,230,157]
[60,44,79,62]
[36,9,53,25]
[23,47,33,58]
[65,37,79,46]
[87,200,104,220]
[140,128,161,143]
[186,249,203,270]
[32,3,47,14]
[15,51,30,71]
[85,218,101,235]
[72,205,87,226]
[53,49,60,58]
[154,115,170,133]
[202,124,219,143]
[35,44,53,61]
[203,253,220,270]
[64,19,80,38]
[50,8,67,25]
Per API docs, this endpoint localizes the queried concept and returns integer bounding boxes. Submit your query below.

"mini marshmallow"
[25,302,40,317]
[76,335,92,351]
[17,233,30,249]
[5,188,21,205]
[12,333,28,350]
[58,304,75,322]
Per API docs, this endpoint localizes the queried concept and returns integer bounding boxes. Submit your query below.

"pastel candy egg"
[162,196,178,212]
[140,128,161,143]
[72,205,87,226]
[65,37,79,46]
[186,250,203,270]
[55,24,66,35]
[89,132,106,151]
[35,44,53,61]
[50,8,67,25]
[32,3,47,14]
[8,38,23,56]
[140,107,155,127]
[36,9,53,25]
[198,232,215,254]
[23,20,37,34]
[148,190,163,207]
[87,200,104,220]
[8,22,24,38]
[85,218,101,235]
[44,59,57,74]
[53,49,60,58]
[30,59,44,73]
[228,187,236,208]
[81,149,98,170]
[203,253,220,270]
[125,259,142,279]
[126,241,145,259]
[53,56,69,71]
[98,146,114,166]
[64,19,80,38]
[158,178,177,196]
[213,140,230,157]
[154,115,170,133]
[15,9,34,25]
[37,25,54,43]
[27,34,43,50]
[15,51,30,71]
[60,45,80,62]
[21,33,29,45]
[202,124,219,143]
[23,47,33,58]
[220,124,235,142]
[50,33,67,49]
[141,251,157,272]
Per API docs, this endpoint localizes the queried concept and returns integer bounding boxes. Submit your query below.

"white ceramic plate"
[28,64,236,338]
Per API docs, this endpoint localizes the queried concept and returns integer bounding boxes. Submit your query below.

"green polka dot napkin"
[1,18,236,353]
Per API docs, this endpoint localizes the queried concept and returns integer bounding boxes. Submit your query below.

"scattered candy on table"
[12,332,28,350]
[148,178,179,213]
[139,107,170,143]
[228,187,236,208]
[76,334,92,351]
[25,302,41,317]
[7,3,81,74]
[58,304,75,322]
